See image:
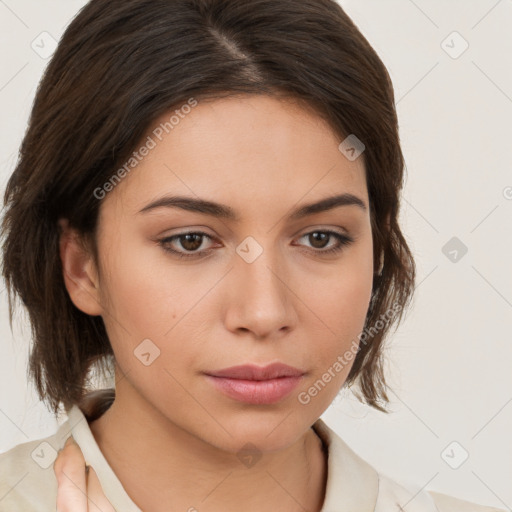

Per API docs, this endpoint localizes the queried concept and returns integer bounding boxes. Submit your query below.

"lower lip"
[205,375,303,404]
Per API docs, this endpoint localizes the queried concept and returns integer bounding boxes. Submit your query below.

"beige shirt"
[0,405,505,511]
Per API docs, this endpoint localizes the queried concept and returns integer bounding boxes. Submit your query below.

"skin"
[54,437,115,512]
[56,94,374,512]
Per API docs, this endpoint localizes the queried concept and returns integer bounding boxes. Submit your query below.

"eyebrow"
[138,192,367,221]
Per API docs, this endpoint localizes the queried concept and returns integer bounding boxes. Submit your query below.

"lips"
[205,362,305,380]
[204,363,306,404]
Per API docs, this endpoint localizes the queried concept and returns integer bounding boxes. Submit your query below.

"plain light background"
[0,0,511,509]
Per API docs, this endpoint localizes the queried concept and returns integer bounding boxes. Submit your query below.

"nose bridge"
[225,235,295,336]
[238,236,288,302]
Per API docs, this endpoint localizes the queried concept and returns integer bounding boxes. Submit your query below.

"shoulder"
[428,490,507,512]
[375,473,507,512]
[0,423,71,512]
[312,419,506,512]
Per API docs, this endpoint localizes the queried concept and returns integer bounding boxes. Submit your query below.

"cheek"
[322,270,372,334]
[296,269,371,416]
[304,241,373,338]
[100,234,195,331]
[97,238,218,377]
[96,245,175,357]
[298,241,373,383]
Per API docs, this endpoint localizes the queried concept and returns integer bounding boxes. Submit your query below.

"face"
[72,94,374,453]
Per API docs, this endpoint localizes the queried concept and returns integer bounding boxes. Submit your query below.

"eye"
[295,230,354,255]
[158,231,216,259]
[158,229,354,260]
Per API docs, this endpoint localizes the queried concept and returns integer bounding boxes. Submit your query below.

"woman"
[0,0,505,510]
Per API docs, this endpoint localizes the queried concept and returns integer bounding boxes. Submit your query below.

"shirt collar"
[312,418,379,511]
[66,405,379,512]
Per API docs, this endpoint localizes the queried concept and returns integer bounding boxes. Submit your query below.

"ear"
[58,218,103,316]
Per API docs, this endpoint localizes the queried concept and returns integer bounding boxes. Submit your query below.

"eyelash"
[158,230,354,260]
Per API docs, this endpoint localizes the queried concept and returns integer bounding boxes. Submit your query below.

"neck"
[88,385,327,512]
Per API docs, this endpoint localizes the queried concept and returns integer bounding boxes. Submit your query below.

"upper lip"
[206,363,305,380]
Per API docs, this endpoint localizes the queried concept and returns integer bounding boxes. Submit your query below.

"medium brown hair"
[1,0,415,417]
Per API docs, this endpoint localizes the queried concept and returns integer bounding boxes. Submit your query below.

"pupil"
[310,232,328,249]
[182,234,202,251]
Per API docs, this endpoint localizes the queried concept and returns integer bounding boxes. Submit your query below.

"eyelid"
[294,224,350,237]
[158,226,355,260]
[159,224,351,243]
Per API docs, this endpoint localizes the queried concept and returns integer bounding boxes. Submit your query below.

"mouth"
[204,363,305,405]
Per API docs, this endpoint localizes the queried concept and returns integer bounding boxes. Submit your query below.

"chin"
[203,407,314,452]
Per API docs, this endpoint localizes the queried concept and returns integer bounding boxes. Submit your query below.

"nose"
[223,246,297,340]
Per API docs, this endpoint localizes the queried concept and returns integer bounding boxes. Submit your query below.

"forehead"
[102,94,368,220]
